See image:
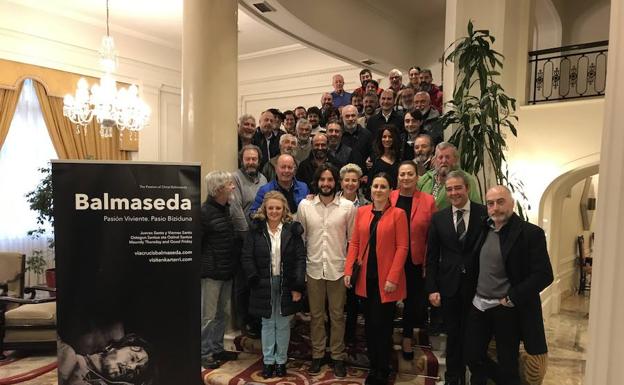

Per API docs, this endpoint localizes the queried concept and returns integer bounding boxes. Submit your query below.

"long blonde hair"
[251,191,294,223]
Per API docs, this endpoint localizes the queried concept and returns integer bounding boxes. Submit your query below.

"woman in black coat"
[241,191,306,379]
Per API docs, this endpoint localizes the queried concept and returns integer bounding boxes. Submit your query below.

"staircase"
[203,313,449,385]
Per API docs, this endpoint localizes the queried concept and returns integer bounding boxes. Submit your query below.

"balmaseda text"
[75,193,192,211]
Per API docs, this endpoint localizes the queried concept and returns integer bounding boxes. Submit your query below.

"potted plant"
[441,21,529,216]
[25,166,55,287]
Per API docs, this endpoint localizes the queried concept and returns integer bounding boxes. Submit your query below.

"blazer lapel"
[501,215,522,262]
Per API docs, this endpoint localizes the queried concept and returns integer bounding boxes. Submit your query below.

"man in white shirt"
[297,163,357,378]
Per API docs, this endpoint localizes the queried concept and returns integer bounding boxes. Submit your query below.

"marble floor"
[0,294,591,384]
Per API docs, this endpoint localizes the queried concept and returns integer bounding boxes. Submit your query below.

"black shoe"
[262,363,275,379]
[213,350,238,362]
[333,360,347,378]
[245,324,261,339]
[275,363,287,377]
[365,370,378,385]
[309,358,323,374]
[201,356,220,369]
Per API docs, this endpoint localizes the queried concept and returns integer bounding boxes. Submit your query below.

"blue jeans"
[261,276,293,365]
[201,278,232,358]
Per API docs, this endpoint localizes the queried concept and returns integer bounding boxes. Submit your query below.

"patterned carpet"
[0,352,57,385]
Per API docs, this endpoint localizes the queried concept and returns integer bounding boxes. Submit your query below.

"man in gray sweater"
[231,144,267,338]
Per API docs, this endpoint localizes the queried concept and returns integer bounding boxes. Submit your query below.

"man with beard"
[331,74,352,109]
[320,92,334,126]
[397,87,415,112]
[261,134,298,182]
[341,105,373,167]
[59,334,154,385]
[253,110,281,168]
[418,69,443,114]
[400,109,424,161]
[297,164,357,377]
[350,92,364,116]
[414,91,444,145]
[327,121,363,170]
[465,186,553,385]
[366,89,404,138]
[413,134,435,176]
[232,144,267,338]
[250,154,309,215]
[294,118,313,164]
[357,92,378,127]
[238,114,256,153]
[307,106,325,136]
[294,106,307,121]
[296,133,340,189]
[352,68,373,97]
[417,142,480,209]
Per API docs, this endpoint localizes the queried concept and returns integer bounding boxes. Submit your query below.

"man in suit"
[426,170,488,385]
[465,185,554,385]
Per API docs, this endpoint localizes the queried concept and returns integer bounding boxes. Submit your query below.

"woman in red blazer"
[390,160,436,360]
[344,172,408,385]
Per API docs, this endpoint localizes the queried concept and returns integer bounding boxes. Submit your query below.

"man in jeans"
[200,171,242,369]
[297,164,357,378]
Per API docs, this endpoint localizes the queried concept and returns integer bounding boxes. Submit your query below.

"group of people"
[200,68,554,385]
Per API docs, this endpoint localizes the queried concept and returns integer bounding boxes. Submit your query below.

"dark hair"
[406,109,424,121]
[409,66,421,73]
[398,160,418,172]
[105,334,155,384]
[326,119,343,130]
[364,79,379,89]
[415,133,433,146]
[359,68,372,77]
[268,108,284,121]
[350,93,362,102]
[371,172,392,187]
[307,106,321,117]
[239,144,262,164]
[373,124,401,159]
[312,163,340,195]
[283,110,295,118]
[326,106,340,120]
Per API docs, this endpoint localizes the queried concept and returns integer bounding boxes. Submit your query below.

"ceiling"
[4,0,446,71]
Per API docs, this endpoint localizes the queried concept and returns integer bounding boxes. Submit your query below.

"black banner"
[52,161,201,385]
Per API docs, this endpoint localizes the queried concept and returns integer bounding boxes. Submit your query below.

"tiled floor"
[0,294,590,384]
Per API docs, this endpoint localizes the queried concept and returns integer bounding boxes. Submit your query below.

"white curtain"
[0,79,57,273]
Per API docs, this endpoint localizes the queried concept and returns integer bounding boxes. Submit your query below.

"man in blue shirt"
[331,74,352,109]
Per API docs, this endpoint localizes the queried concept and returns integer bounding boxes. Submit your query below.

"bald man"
[465,185,553,385]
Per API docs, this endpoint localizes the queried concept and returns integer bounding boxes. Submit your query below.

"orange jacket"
[345,204,409,303]
[389,190,436,265]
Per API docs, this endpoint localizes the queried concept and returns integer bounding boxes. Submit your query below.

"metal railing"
[528,41,608,104]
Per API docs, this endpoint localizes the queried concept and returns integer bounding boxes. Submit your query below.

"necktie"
[456,209,466,240]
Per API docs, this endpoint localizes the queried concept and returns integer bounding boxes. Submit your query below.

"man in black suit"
[465,185,554,385]
[426,170,488,385]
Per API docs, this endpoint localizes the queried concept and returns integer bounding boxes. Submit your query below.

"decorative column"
[585,1,624,383]
[182,0,238,199]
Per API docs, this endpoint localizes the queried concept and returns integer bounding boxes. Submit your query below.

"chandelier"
[63,0,150,139]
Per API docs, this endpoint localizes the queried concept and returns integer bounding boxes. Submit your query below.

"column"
[585,1,624,383]
[182,0,238,200]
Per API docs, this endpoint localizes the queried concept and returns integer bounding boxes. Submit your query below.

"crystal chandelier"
[63,0,150,139]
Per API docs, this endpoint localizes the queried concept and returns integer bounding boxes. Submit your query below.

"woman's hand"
[291,291,302,302]
[344,275,352,288]
[384,280,397,293]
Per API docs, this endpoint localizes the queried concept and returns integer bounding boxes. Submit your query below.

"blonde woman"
[241,191,306,379]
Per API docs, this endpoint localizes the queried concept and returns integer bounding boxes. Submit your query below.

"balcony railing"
[528,41,608,104]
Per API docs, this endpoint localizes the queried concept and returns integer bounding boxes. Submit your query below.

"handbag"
[350,225,377,288]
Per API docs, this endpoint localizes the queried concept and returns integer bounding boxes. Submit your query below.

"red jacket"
[345,204,408,303]
[429,84,443,114]
[389,190,436,266]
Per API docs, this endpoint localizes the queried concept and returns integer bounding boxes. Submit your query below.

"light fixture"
[63,0,150,139]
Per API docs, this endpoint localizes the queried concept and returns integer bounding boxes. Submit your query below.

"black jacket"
[477,213,554,354]
[426,201,488,299]
[200,199,240,280]
[240,220,307,318]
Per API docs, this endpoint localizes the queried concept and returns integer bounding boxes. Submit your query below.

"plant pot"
[45,268,56,297]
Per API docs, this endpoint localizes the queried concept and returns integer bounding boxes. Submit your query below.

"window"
[0,79,57,254]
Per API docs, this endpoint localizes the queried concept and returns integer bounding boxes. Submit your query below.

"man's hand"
[291,291,302,302]
[344,275,352,288]
[428,292,441,307]
[384,281,397,293]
